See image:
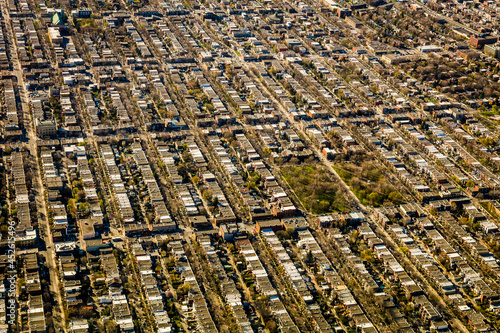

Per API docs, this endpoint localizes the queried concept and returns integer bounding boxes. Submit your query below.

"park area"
[280,164,351,214]
[333,162,404,207]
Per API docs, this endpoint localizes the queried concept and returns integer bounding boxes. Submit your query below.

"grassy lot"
[280,164,350,214]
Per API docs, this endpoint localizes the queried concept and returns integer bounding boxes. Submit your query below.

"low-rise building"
[35,118,57,137]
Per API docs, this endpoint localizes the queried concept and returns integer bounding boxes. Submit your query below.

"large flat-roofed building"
[484,44,500,58]
[48,27,62,45]
[469,35,498,49]
[35,118,57,137]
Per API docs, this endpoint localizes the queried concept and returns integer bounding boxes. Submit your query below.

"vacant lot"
[280,164,350,214]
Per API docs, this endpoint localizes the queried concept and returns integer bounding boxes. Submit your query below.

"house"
[481,221,498,234]
[345,16,362,29]
[410,3,422,11]
[219,223,247,241]
[84,239,109,253]
[317,214,342,228]
[323,147,338,160]
[72,8,92,17]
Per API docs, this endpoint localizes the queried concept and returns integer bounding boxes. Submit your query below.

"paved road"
[0,0,67,330]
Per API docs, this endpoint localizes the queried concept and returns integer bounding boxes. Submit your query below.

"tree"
[101,307,111,316]
[202,189,213,201]
[81,308,95,319]
[315,200,330,213]
[276,230,291,240]
[177,282,191,297]
[104,320,119,333]
[368,192,382,206]
[67,199,77,217]
[254,296,271,319]
[479,137,495,148]
[466,179,475,188]
[265,320,278,333]
[429,206,438,216]
[306,250,313,263]
[79,202,90,213]
[360,249,375,264]
[204,103,215,112]
[388,191,404,205]
[247,181,257,191]
[72,187,80,200]
[186,80,199,90]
